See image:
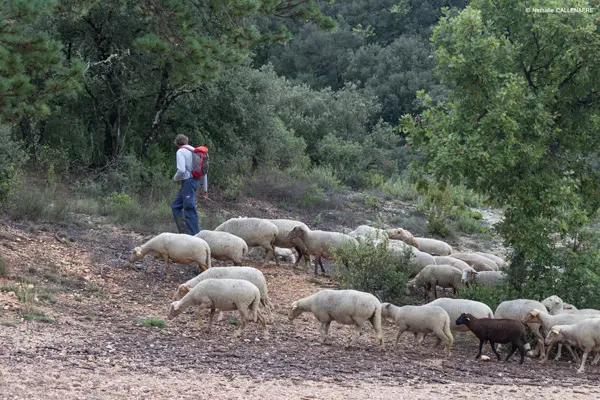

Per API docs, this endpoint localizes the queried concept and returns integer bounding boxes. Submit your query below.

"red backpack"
[182,145,209,179]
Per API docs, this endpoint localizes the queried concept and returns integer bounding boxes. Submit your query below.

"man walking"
[171,134,200,235]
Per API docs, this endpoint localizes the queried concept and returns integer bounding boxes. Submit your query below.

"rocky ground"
[1,215,599,399]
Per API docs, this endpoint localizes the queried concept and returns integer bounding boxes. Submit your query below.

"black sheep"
[456,313,526,364]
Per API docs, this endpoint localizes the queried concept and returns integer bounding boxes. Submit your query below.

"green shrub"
[457,283,518,311]
[23,312,56,324]
[333,240,412,304]
[453,209,488,234]
[0,125,27,207]
[223,175,244,201]
[136,317,166,328]
[381,175,419,201]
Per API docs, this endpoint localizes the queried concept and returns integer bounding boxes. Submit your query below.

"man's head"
[174,134,188,147]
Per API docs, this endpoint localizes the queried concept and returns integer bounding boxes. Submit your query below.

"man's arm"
[173,149,187,181]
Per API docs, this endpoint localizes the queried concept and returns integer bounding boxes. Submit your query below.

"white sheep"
[405,264,464,299]
[381,303,453,356]
[424,298,494,332]
[167,278,268,338]
[172,266,273,321]
[215,217,279,266]
[275,247,297,264]
[544,319,600,373]
[523,308,600,363]
[474,252,506,269]
[386,227,420,248]
[194,230,248,265]
[468,271,507,287]
[128,233,211,279]
[267,219,311,267]
[289,289,384,349]
[542,295,600,316]
[414,237,453,256]
[495,299,548,357]
[450,252,498,271]
[287,225,359,276]
[349,225,389,244]
[379,240,436,277]
[434,256,472,271]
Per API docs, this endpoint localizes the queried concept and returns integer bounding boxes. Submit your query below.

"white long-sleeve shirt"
[173,145,208,192]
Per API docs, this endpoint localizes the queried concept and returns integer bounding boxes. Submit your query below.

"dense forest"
[2,0,600,307]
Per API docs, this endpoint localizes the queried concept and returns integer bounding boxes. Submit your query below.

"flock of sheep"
[127,217,600,374]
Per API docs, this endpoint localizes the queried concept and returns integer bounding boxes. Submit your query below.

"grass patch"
[0,283,20,293]
[136,317,166,328]
[23,312,56,324]
[227,316,239,326]
[99,193,173,233]
[381,176,419,201]
[0,255,8,278]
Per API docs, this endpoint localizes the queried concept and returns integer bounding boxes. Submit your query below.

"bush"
[0,125,27,207]
[457,283,518,312]
[0,255,8,278]
[381,175,419,201]
[333,240,412,304]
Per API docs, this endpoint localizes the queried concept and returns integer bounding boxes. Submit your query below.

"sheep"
[405,265,464,299]
[167,278,268,338]
[468,271,507,287]
[381,303,453,356]
[275,247,297,264]
[523,309,600,363]
[266,219,311,268]
[425,298,494,332]
[194,230,248,265]
[544,319,600,373]
[378,239,436,277]
[348,225,389,245]
[215,217,279,266]
[414,237,453,256]
[287,225,359,276]
[434,256,472,271]
[450,253,498,271]
[495,299,548,358]
[289,289,384,350]
[128,233,211,279]
[474,252,506,269]
[456,313,527,364]
[542,295,600,316]
[386,227,420,248]
[172,266,273,321]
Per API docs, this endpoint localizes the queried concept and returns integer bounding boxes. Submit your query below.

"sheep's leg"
[207,308,216,333]
[395,328,407,346]
[347,322,363,348]
[540,343,553,363]
[505,343,518,362]
[163,255,170,280]
[489,341,501,361]
[194,307,205,329]
[553,343,563,361]
[428,336,442,354]
[319,321,332,344]
[476,340,485,359]
[314,255,320,276]
[567,345,581,364]
[233,308,249,338]
[431,327,448,353]
[577,348,591,374]
[257,309,269,339]
[416,332,426,346]
[591,352,600,365]
[319,257,326,276]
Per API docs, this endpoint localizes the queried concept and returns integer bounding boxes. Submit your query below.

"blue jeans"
[172,178,199,235]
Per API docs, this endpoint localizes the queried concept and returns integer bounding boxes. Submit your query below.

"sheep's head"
[172,284,191,301]
[128,247,144,263]
[523,309,541,323]
[167,301,184,320]
[288,301,303,321]
[542,295,564,314]
[386,228,419,248]
[461,269,478,283]
[287,226,306,241]
[545,327,564,346]
[455,313,472,326]
[381,303,392,318]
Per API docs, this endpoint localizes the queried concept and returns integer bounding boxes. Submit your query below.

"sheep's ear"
[180,285,191,295]
[532,310,540,317]
[385,303,391,309]
[552,328,560,334]
[291,301,298,310]
[465,317,470,321]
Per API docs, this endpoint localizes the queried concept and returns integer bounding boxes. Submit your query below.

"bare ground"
[1,219,600,399]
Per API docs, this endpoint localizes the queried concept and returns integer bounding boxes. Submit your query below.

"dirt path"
[1,221,600,399]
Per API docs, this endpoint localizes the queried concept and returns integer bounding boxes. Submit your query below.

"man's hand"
[200,191,208,199]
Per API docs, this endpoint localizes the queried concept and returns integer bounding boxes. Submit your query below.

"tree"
[403,0,600,299]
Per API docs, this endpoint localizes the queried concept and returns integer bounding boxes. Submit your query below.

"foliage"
[457,283,518,312]
[0,125,28,206]
[333,240,412,304]
[403,1,600,288]
[135,317,165,328]
[0,254,8,278]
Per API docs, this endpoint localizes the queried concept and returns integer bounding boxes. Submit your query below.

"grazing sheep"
[544,319,600,373]
[459,268,479,284]
[275,247,297,264]
[456,313,527,364]
[414,237,453,256]
[349,225,389,245]
[172,266,273,321]
[405,265,464,299]
[289,289,384,349]
[167,278,268,338]
[434,256,472,271]
[386,228,420,248]
[215,217,279,266]
[381,303,453,356]
[267,219,311,267]
[474,252,506,269]
[380,240,436,277]
[542,295,600,316]
[287,225,359,276]
[450,253,498,271]
[194,230,248,265]
[425,298,494,332]
[128,233,211,279]
[495,299,548,358]
[523,309,600,363]
[469,271,506,287]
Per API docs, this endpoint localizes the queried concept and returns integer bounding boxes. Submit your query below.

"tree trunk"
[141,62,172,157]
